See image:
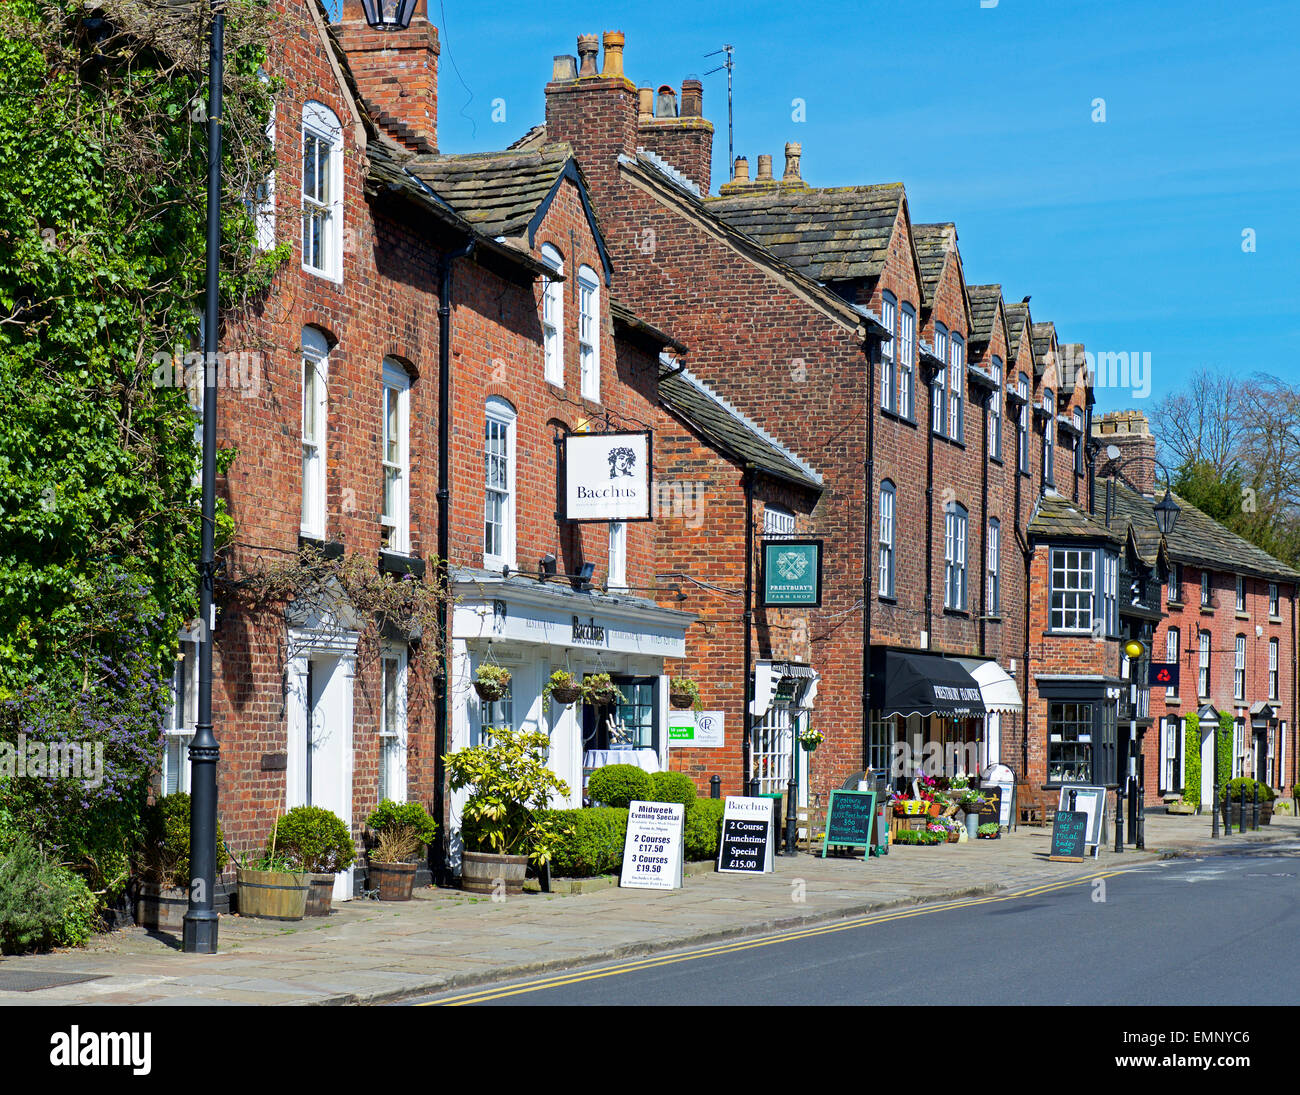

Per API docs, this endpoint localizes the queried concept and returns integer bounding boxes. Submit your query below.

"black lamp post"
[183,0,225,955]
[360,0,420,30]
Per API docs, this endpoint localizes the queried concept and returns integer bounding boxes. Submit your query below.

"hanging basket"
[550,684,583,705]
[668,687,696,710]
[474,680,509,703]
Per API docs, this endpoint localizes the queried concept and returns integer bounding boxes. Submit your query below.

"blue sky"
[351,0,1300,413]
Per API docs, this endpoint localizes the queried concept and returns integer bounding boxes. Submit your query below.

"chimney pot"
[655,84,677,118]
[576,33,599,77]
[757,154,773,181]
[638,86,654,119]
[733,156,749,182]
[783,141,802,180]
[680,77,703,117]
[601,30,625,78]
[552,54,577,82]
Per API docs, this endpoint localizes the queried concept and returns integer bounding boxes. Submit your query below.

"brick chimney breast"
[1093,409,1157,496]
[337,0,439,154]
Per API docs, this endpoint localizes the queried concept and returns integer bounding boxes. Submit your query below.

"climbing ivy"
[1181,712,1200,807]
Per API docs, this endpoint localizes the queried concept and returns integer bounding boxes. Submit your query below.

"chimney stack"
[633,60,713,193]
[576,33,599,76]
[1093,410,1157,496]
[655,84,677,118]
[336,0,439,154]
[638,86,654,120]
[552,54,577,82]
[733,156,750,183]
[601,31,625,77]
[756,154,773,181]
[680,77,703,117]
[545,30,640,193]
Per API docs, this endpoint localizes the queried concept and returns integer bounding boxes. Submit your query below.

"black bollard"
[1240,782,1247,833]
[1253,784,1260,832]
[710,774,721,800]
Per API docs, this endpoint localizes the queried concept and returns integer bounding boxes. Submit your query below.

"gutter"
[863,334,876,772]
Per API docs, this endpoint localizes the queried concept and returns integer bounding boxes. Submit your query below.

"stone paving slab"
[1,813,1294,1006]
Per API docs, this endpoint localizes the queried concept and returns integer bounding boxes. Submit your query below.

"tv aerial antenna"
[705,44,735,180]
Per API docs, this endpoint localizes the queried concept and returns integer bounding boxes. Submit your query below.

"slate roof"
[1004,301,1031,361]
[658,363,823,492]
[1028,493,1122,545]
[1058,342,1087,391]
[912,224,954,302]
[404,144,575,238]
[1031,321,1057,379]
[704,184,907,283]
[967,284,1003,348]
[1108,481,1300,582]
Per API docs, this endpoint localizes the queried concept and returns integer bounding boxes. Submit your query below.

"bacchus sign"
[564,431,652,522]
[761,538,823,606]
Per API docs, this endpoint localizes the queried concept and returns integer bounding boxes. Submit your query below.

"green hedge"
[683,798,724,860]
[587,765,653,808]
[650,771,697,807]
[1181,713,1201,806]
[1220,777,1274,803]
[543,797,726,877]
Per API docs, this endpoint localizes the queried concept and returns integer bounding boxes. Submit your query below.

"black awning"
[872,650,986,717]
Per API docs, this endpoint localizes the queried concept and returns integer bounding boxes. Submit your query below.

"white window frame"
[987,517,1000,615]
[880,292,896,413]
[879,481,895,599]
[944,502,967,611]
[1199,630,1211,697]
[1236,575,1246,612]
[249,74,276,251]
[1168,562,1181,604]
[932,325,948,435]
[379,646,408,804]
[301,101,343,281]
[608,521,627,590]
[578,265,600,401]
[764,504,796,539]
[541,243,564,386]
[162,633,200,795]
[1269,637,1279,700]
[988,356,1003,460]
[1073,408,1085,476]
[1017,373,1030,473]
[484,396,517,570]
[1201,570,1211,607]
[300,328,329,539]
[899,305,915,420]
[1102,551,1118,637]
[949,333,964,443]
[1235,634,1246,700]
[1269,582,1279,617]
[1043,389,1055,487]
[1166,627,1180,698]
[381,359,410,554]
[1050,547,1096,633]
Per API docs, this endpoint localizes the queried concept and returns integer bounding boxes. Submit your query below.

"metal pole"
[183,0,224,955]
[742,467,758,799]
[1252,783,1260,831]
[1212,721,1220,838]
[710,774,720,800]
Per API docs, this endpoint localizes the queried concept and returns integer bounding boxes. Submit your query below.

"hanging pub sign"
[761,538,824,606]
[1148,661,1179,690]
[564,431,653,522]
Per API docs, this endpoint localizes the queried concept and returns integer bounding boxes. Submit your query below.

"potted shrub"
[235,827,310,922]
[977,823,1000,840]
[445,726,570,894]
[473,663,512,703]
[581,673,625,706]
[588,764,653,808]
[542,669,583,710]
[1220,778,1275,827]
[132,793,229,932]
[269,805,355,916]
[668,676,702,712]
[365,800,438,901]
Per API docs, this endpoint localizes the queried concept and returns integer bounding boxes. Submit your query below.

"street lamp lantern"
[1123,639,1145,660]
[361,0,420,30]
[1154,488,1180,537]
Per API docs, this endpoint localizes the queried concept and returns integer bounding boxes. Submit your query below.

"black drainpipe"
[1013,400,1030,781]
[743,464,757,797]
[978,390,991,658]
[432,234,475,886]
[862,334,876,770]
[924,364,936,644]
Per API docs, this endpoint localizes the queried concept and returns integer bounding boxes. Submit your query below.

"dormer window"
[578,264,600,401]
[880,292,896,413]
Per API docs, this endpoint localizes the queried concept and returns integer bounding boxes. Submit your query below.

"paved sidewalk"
[2,811,1295,1006]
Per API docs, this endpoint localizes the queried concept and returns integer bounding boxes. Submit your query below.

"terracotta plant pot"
[928,803,942,817]
[461,850,528,895]
[305,872,337,916]
[550,684,582,705]
[369,860,417,901]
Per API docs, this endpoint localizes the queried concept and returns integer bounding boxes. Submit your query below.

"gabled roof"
[1058,342,1088,392]
[1003,300,1033,362]
[1028,492,1122,545]
[1107,481,1300,582]
[704,183,924,290]
[912,223,973,333]
[967,284,1011,362]
[658,362,823,492]
[1031,321,1058,381]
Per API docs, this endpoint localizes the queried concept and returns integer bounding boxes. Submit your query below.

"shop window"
[879,292,896,413]
[379,650,407,803]
[583,676,658,753]
[541,243,564,386]
[1047,701,1093,784]
[868,712,896,775]
[301,101,343,280]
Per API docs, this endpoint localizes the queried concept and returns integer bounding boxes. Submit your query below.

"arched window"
[300,327,330,538]
[541,243,564,386]
[484,396,517,569]
[301,101,343,280]
[578,264,600,401]
[943,501,968,611]
[879,292,896,413]
[878,481,896,599]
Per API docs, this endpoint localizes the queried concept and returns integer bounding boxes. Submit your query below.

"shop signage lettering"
[717,796,774,874]
[564,431,653,522]
[620,800,685,890]
[761,539,824,606]
[667,710,724,749]
[821,789,879,861]
[931,684,982,704]
[1049,810,1088,862]
[1055,785,1106,856]
[571,616,605,645]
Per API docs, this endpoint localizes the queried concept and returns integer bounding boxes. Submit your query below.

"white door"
[1200,725,1215,808]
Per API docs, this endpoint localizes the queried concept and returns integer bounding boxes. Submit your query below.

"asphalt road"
[412,842,1300,1006]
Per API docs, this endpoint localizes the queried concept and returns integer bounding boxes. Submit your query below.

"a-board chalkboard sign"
[717,796,775,874]
[1049,810,1088,862]
[975,789,1001,827]
[1056,785,1106,855]
[820,790,878,860]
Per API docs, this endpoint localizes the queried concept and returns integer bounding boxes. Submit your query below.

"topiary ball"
[587,764,653,808]
[649,770,697,807]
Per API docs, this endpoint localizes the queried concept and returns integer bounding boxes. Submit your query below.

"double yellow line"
[422,868,1126,1005]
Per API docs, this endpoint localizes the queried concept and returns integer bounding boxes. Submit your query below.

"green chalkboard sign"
[821,790,878,860]
[1050,810,1088,861]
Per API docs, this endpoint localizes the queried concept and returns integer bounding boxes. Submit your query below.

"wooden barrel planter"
[134,884,189,932]
[369,860,417,901]
[305,873,337,917]
[235,868,309,920]
[461,850,528,895]
[1223,802,1273,827]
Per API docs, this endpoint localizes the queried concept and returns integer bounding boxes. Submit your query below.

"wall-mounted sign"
[761,539,823,606]
[717,796,774,874]
[667,710,724,749]
[564,431,653,522]
[1148,661,1179,690]
[619,800,684,890]
[571,616,606,645]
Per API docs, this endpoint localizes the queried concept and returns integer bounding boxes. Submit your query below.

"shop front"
[749,660,820,814]
[1035,675,1123,789]
[447,568,693,858]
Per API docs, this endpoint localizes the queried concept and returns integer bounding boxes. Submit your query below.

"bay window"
[1049,547,1095,632]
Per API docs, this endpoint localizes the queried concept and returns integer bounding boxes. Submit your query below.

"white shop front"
[448,569,693,854]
